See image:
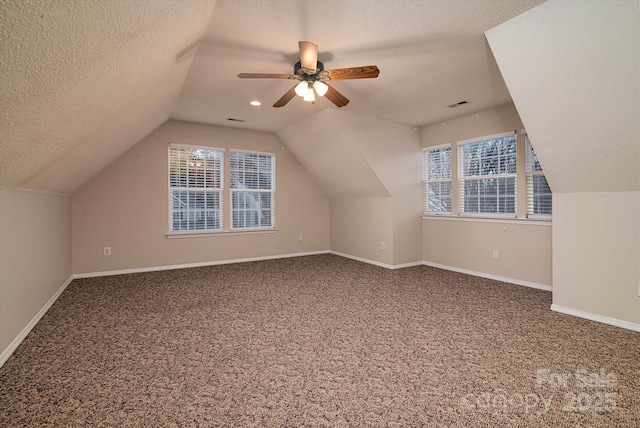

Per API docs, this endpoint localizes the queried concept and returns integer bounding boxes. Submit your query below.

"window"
[230,151,275,230]
[423,145,452,213]
[525,133,552,216]
[458,132,517,216]
[423,130,551,221]
[169,144,224,232]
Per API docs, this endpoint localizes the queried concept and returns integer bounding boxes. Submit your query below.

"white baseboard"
[1,251,332,367]
[329,251,394,269]
[328,251,423,270]
[550,304,640,333]
[73,250,331,279]
[76,250,422,280]
[393,260,425,269]
[422,261,553,292]
[2,255,634,370]
[0,275,74,368]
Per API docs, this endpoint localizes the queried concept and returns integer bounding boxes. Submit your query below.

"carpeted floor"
[0,254,638,427]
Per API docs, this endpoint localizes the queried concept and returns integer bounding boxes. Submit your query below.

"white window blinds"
[458,131,517,216]
[230,150,276,230]
[169,144,224,232]
[423,145,452,214]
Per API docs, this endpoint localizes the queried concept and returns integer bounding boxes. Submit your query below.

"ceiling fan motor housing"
[294,60,325,81]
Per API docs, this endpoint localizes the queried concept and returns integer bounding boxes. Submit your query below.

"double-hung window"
[423,144,452,214]
[230,150,276,230]
[525,133,552,217]
[169,144,224,232]
[458,131,517,216]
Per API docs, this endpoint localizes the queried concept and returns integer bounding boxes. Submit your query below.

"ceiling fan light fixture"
[313,81,328,97]
[295,81,309,97]
[303,87,315,102]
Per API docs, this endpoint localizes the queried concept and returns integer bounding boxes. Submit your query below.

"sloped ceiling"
[277,109,421,199]
[171,0,544,132]
[277,109,390,199]
[0,0,216,193]
[486,0,640,193]
[0,0,546,194]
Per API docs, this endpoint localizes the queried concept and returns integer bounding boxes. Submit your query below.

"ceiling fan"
[238,41,380,108]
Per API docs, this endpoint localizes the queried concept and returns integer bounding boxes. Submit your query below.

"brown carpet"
[1,254,638,427]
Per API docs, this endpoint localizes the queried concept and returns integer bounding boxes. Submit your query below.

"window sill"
[421,214,551,226]
[166,228,279,239]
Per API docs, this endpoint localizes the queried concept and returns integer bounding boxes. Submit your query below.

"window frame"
[423,143,452,215]
[457,131,518,219]
[422,130,552,223]
[524,132,552,219]
[229,149,276,231]
[168,143,225,235]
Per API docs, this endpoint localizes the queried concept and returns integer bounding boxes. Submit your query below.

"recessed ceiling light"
[249,100,262,106]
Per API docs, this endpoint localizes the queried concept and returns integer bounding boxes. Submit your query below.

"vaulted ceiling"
[486,0,640,193]
[172,0,545,132]
[2,0,545,193]
[0,0,215,193]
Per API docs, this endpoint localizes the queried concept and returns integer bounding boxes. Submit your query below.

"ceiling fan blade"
[238,73,292,79]
[298,41,318,72]
[273,85,298,108]
[324,83,349,108]
[327,65,380,80]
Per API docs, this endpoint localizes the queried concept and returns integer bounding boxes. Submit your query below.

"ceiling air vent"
[447,100,469,108]
[227,117,245,123]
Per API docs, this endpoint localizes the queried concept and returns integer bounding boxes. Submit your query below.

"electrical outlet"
[298,234,303,242]
[492,250,499,260]
[103,247,111,256]
[380,242,386,250]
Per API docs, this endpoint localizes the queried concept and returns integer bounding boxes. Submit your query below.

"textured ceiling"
[278,110,391,199]
[0,0,545,193]
[171,0,545,133]
[0,0,216,192]
[278,109,422,199]
[486,0,640,192]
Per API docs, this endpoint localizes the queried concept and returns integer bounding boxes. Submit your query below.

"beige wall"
[330,198,394,265]
[341,113,423,266]
[421,104,523,148]
[553,192,640,324]
[279,110,423,266]
[423,219,552,286]
[486,1,639,327]
[421,104,552,287]
[0,189,71,354]
[72,120,329,274]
